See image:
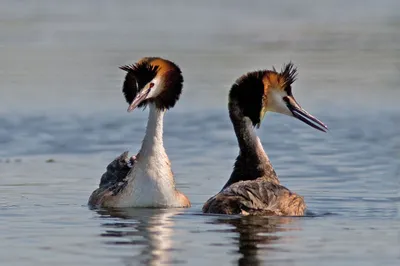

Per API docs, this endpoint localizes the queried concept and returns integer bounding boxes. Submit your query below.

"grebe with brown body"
[88,57,190,208]
[202,63,327,216]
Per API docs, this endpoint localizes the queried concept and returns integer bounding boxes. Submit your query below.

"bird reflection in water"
[96,208,184,266]
[96,208,302,266]
[208,215,301,266]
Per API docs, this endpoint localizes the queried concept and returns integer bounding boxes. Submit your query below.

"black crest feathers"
[120,58,183,110]
[273,62,298,95]
[120,61,159,108]
[229,70,265,127]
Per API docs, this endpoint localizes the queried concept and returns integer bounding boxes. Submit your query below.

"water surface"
[1,1,399,265]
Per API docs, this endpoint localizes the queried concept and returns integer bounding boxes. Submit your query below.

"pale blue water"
[1,1,400,265]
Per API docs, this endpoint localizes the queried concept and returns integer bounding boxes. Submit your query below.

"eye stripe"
[283,96,289,103]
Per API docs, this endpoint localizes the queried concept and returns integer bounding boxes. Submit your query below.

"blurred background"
[0,1,399,265]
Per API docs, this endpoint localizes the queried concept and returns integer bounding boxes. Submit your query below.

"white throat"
[120,103,178,207]
[140,103,166,157]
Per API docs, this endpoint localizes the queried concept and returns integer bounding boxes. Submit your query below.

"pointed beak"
[127,86,151,112]
[285,96,328,132]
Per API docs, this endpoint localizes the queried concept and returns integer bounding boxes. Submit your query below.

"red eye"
[149,82,154,89]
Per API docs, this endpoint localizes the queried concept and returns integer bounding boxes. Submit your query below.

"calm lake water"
[1,1,399,265]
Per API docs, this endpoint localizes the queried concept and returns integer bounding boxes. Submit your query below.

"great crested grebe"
[88,57,190,208]
[202,63,327,216]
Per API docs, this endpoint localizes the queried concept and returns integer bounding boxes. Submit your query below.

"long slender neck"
[222,101,279,190]
[139,103,167,157]
[135,103,178,194]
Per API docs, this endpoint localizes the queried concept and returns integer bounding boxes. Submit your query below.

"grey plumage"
[99,151,133,189]
[203,178,305,216]
[88,152,135,207]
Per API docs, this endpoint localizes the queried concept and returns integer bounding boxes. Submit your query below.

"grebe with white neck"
[88,57,190,208]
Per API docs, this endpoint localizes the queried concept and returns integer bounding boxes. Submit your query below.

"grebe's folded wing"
[202,180,305,216]
[99,151,135,188]
[88,151,136,207]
